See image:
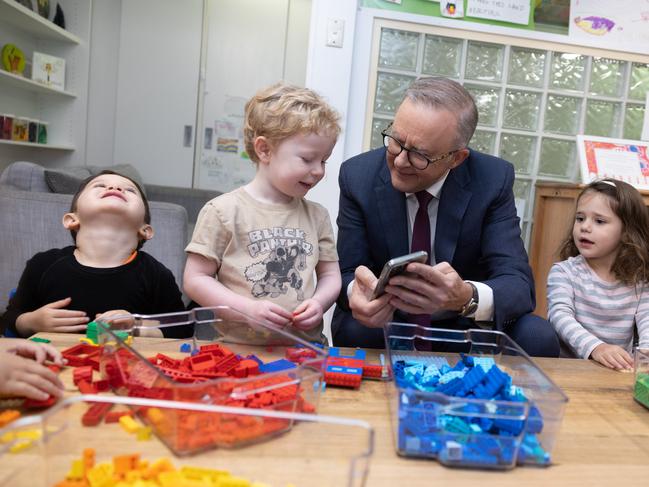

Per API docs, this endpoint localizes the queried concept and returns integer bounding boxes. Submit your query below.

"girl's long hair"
[559,179,649,285]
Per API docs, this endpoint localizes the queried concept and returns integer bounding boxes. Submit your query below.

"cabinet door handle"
[183,125,193,147]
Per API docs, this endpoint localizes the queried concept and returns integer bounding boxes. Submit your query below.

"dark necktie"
[411,191,433,262]
[410,190,433,329]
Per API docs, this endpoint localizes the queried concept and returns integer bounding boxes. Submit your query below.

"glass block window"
[368,24,649,249]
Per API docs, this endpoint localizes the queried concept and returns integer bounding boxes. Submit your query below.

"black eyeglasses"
[380,124,461,170]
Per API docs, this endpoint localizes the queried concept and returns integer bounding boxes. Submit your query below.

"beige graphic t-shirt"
[186,187,338,343]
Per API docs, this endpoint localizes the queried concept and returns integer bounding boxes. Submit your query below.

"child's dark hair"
[559,178,649,285]
[69,170,151,250]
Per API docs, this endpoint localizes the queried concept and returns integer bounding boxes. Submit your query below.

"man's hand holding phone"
[370,251,429,300]
[349,266,395,328]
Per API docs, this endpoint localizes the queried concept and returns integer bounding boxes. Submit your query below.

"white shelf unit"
[0,0,91,167]
[0,139,74,150]
[0,69,76,97]
[0,0,81,44]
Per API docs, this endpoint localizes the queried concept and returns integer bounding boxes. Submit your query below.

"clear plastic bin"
[0,395,373,487]
[384,323,568,469]
[634,348,649,409]
[95,306,327,454]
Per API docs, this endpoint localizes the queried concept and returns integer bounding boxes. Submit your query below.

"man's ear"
[449,148,470,170]
[62,212,80,231]
[138,224,154,241]
[253,136,273,165]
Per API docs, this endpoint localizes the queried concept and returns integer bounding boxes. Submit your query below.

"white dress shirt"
[349,171,495,322]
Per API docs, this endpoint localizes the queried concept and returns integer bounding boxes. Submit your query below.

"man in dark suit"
[332,77,559,357]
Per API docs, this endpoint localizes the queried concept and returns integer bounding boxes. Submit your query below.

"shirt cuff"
[347,280,355,300]
[467,280,494,322]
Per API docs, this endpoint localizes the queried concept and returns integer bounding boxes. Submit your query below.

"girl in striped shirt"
[547,178,649,370]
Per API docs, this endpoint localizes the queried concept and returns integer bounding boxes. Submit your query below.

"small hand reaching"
[291,299,323,331]
[247,299,293,329]
[0,351,64,400]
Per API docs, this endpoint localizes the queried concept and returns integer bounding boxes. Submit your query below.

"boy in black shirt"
[1,171,189,338]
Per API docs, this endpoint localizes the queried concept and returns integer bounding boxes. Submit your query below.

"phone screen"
[370,251,428,300]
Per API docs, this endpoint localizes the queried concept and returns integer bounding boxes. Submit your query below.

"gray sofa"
[0,161,221,311]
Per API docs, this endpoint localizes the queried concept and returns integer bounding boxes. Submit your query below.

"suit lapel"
[376,162,409,257]
[435,162,472,264]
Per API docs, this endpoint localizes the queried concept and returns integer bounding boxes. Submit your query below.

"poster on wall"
[198,95,256,192]
[569,0,649,53]
[577,135,649,190]
[466,0,530,25]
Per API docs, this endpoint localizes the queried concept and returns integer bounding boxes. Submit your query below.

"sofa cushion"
[44,164,146,195]
[43,167,92,194]
[0,161,51,192]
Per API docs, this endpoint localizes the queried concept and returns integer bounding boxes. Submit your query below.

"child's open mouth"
[102,191,127,201]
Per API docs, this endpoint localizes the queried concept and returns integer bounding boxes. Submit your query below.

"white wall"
[304,0,359,234]
[85,0,121,168]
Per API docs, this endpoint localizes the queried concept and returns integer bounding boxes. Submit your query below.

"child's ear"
[62,212,80,231]
[253,136,273,165]
[138,224,154,241]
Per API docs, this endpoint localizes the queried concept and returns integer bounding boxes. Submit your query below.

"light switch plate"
[326,18,344,48]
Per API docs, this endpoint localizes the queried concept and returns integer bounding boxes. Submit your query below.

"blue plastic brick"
[179,343,192,353]
[258,359,296,373]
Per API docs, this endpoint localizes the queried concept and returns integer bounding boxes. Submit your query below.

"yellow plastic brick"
[217,477,251,487]
[87,462,115,487]
[119,415,141,434]
[66,459,85,480]
[16,428,41,440]
[158,471,184,487]
[136,426,152,441]
[181,466,230,481]
[9,439,33,453]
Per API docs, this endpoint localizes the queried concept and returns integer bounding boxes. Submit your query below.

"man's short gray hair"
[401,77,479,148]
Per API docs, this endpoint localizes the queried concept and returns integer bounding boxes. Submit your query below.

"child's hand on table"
[16,297,88,335]
[0,338,65,400]
[591,343,634,371]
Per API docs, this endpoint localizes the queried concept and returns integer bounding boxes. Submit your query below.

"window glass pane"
[544,95,581,135]
[513,178,531,221]
[500,133,537,174]
[585,100,621,137]
[550,52,586,91]
[589,57,625,97]
[470,130,496,154]
[465,41,504,82]
[508,47,546,87]
[503,90,541,131]
[422,35,463,77]
[623,104,645,140]
[379,28,419,71]
[539,138,576,178]
[466,85,500,127]
[628,63,649,100]
[370,118,389,149]
[374,72,415,115]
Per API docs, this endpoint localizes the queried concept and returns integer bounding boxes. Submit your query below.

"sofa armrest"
[145,184,221,225]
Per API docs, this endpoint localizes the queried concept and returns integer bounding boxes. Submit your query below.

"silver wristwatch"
[459,281,479,317]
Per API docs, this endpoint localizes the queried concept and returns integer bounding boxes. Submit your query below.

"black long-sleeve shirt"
[1,246,191,338]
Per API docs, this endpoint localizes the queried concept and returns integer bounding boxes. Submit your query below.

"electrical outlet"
[326,18,344,48]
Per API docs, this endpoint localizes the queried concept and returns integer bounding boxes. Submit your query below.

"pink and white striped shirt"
[547,255,649,359]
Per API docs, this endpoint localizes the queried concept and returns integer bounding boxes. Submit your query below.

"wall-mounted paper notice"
[466,0,530,25]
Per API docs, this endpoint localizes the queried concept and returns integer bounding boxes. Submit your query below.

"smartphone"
[370,251,428,300]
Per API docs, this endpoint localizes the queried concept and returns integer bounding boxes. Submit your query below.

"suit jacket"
[332,147,535,348]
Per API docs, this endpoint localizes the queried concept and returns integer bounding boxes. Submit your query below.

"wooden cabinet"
[529,182,649,318]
